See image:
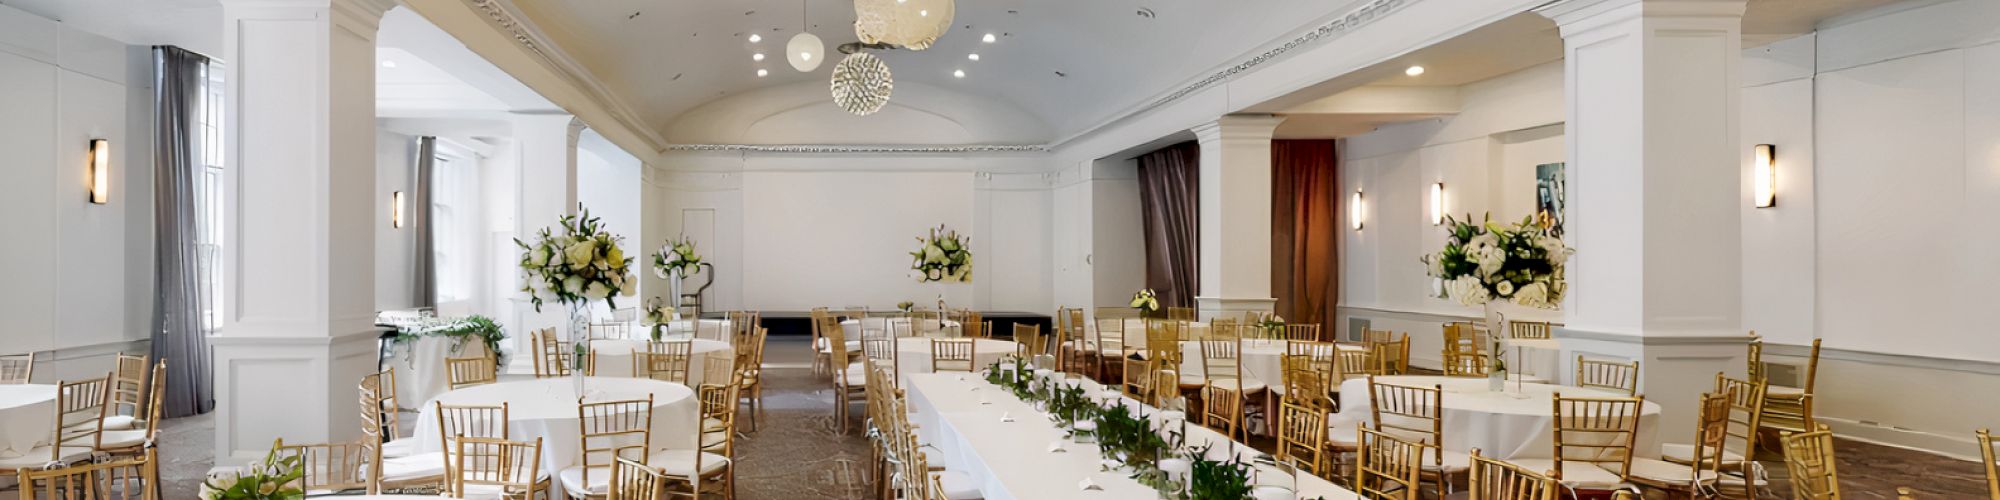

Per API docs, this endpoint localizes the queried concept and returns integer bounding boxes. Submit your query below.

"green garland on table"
[1184,445,1256,500]
[391,315,508,366]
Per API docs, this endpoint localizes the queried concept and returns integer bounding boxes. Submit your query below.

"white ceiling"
[0,0,220,55]
[377,8,558,119]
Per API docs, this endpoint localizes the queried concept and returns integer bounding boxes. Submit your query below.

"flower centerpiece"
[1420,213,1573,310]
[515,208,634,395]
[644,297,670,341]
[200,446,305,500]
[896,301,915,313]
[1254,315,1286,338]
[652,235,702,278]
[1130,289,1160,318]
[909,225,973,283]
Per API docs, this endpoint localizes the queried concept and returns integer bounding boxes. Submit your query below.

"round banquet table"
[892,337,1016,379]
[0,384,57,458]
[1333,375,1663,459]
[589,339,735,383]
[410,377,699,475]
[1174,339,1367,396]
[840,318,962,340]
[385,335,492,410]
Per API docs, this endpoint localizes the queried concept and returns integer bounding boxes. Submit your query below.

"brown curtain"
[1137,142,1201,309]
[1272,140,1339,337]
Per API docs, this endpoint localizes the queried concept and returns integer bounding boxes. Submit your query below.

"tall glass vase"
[667,269,685,321]
[569,301,591,396]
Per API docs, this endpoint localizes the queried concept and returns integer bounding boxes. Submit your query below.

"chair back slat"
[1575,356,1640,395]
[930,338,977,372]
[1466,449,1558,500]
[452,436,543,497]
[273,438,369,494]
[0,352,35,384]
[1355,427,1423,500]
[1275,400,1329,476]
[20,447,156,500]
[1781,425,1840,500]
[1550,394,1644,480]
[446,356,497,389]
[577,397,654,488]
[1368,377,1446,466]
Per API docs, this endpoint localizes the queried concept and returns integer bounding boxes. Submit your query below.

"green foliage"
[392,315,508,366]
[1185,445,1256,500]
[911,224,973,282]
[200,448,305,500]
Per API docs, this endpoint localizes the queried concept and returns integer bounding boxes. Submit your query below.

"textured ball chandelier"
[830,52,894,116]
[852,0,954,50]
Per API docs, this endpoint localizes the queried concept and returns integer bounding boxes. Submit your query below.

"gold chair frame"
[448,355,498,389]
[1575,356,1640,396]
[1355,427,1423,500]
[18,446,157,500]
[450,436,548,499]
[572,397,655,498]
[272,438,370,495]
[1781,425,1840,500]
[1466,449,1558,500]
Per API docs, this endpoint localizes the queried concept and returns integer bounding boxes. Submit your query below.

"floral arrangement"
[200,446,304,500]
[393,315,508,366]
[644,297,670,341]
[1130,289,1160,317]
[652,235,702,278]
[909,225,972,283]
[514,208,637,312]
[896,301,916,312]
[1420,213,1573,309]
[1254,315,1286,338]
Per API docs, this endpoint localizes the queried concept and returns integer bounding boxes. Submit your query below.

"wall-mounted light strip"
[1350,190,1365,231]
[392,191,406,228]
[1753,144,1776,208]
[1429,182,1444,225]
[88,139,109,204]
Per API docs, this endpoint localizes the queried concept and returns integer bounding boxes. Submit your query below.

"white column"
[505,113,581,360]
[212,0,395,462]
[1538,0,1750,431]
[1190,115,1286,320]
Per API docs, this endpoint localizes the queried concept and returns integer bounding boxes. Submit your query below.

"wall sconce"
[392,191,406,228]
[1753,144,1776,208]
[1350,190,1365,230]
[1429,182,1445,225]
[88,139,109,204]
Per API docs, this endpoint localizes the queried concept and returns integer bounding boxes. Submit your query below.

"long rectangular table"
[903,372,1357,500]
[704,310,1053,337]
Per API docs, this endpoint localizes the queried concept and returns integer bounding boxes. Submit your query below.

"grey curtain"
[150,46,213,417]
[411,137,437,309]
[1136,142,1201,309]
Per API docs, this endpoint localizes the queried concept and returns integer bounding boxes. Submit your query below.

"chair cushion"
[1206,379,1268,393]
[97,429,148,449]
[1325,421,1360,447]
[818,340,863,354]
[100,415,139,431]
[1659,443,1745,464]
[841,365,869,387]
[458,483,536,500]
[380,438,423,459]
[648,449,731,476]
[1766,385,1805,397]
[374,452,447,482]
[1505,459,1630,489]
[558,465,611,497]
[1421,449,1472,473]
[0,447,93,469]
[931,469,984,499]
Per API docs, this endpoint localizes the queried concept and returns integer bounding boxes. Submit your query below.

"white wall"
[375,129,417,310]
[0,4,155,379]
[577,129,643,313]
[1090,159,1146,311]
[1337,61,1566,367]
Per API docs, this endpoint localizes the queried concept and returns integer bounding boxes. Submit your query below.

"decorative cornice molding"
[663,144,1051,154]
[462,0,669,152]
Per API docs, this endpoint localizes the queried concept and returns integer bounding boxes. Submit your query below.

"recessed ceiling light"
[982,33,996,43]
[380,60,397,68]
[967,53,980,61]
[1405,65,1426,76]
[919,9,928,17]
[757,69,768,77]
[748,34,762,43]
[953,69,965,78]
[753,53,766,61]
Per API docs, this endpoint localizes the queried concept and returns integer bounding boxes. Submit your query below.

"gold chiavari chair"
[1012,324,1044,360]
[1199,333,1268,442]
[1337,348,1382,382]
[1372,336,1411,375]
[1781,424,1840,500]
[450,436,548,500]
[1283,324,1322,342]
[1199,384,1246,443]
[103,353,149,430]
[1444,322,1484,353]
[1513,394,1643,491]
[533,329,573,378]
[96,362,166,457]
[448,355,499,389]
[961,310,985,339]
[1442,351,1491,377]
[1760,338,1822,436]
[735,328,768,431]
[1576,356,1640,396]
[862,330,899,383]
[360,373,444,494]
[0,352,33,385]
[1628,391,1730,497]
[930,338,977,373]
[1091,318,1130,381]
[1362,328,1396,344]
[810,308,833,376]
[561,396,654,499]
[1466,449,1558,500]
[436,401,511,496]
[1665,375,1765,490]
[1122,356,1157,404]
[1211,318,1241,341]
[1509,321,1553,340]
[1275,399,1330,477]
[1,375,110,476]
[589,322,629,341]
[18,446,156,500]
[1167,306,1196,322]
[641,340,694,384]
[272,438,370,495]
[1280,355,1334,412]
[656,383,738,500]
[1368,377,1466,494]
[607,449,666,500]
[1976,428,1997,500]
[697,383,740,456]
[828,320,868,435]
[1355,427,1423,500]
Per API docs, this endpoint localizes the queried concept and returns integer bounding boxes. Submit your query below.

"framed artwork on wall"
[1535,162,1566,238]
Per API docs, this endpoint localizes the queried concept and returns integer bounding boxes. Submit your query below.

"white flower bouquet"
[1130,289,1160,317]
[1420,213,1573,309]
[514,208,637,312]
[653,235,702,278]
[909,224,973,283]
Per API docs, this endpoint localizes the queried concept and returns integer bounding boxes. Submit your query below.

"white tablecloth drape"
[386,335,492,410]
[839,318,961,341]
[0,385,57,458]
[904,373,1358,500]
[589,339,734,384]
[1334,375,1662,460]
[891,338,1016,381]
[410,377,700,477]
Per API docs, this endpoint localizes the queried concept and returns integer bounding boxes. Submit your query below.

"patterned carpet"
[144,336,1988,499]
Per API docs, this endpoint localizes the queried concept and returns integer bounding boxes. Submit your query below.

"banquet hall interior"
[2,0,1999,498]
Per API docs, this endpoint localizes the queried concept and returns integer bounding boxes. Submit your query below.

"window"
[195,61,226,331]
[432,151,467,302]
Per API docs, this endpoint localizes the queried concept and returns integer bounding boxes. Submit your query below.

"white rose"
[1444,276,1491,307]
[584,281,612,299]
[1475,246,1506,277]
[1512,281,1551,308]
[1495,280,1515,297]
[563,276,585,295]
[621,279,638,297]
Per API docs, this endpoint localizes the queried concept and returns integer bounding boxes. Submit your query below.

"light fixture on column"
[1352,190,1368,231]
[1753,144,1776,208]
[88,139,109,204]
[1429,182,1445,225]
[392,191,405,228]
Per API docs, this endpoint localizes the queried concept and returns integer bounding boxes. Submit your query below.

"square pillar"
[504,113,582,372]
[1191,115,1286,321]
[1538,0,1750,432]
[212,0,396,462]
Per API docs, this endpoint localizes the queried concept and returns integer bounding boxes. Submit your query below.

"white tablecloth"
[903,373,1356,500]
[385,335,492,410]
[1333,375,1662,460]
[892,338,1016,380]
[839,318,961,341]
[0,384,57,458]
[410,377,700,477]
[589,339,734,385]
[1173,340,1362,396]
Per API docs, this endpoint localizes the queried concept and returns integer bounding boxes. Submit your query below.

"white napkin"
[1072,420,1098,432]
[999,412,1014,423]
[1077,477,1102,491]
[1047,441,1066,453]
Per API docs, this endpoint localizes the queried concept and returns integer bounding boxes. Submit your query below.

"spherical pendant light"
[830,52,893,116]
[853,0,954,50]
[787,32,825,72]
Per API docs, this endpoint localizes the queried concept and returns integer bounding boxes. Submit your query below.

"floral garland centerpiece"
[392,315,507,367]
[909,225,972,283]
[515,208,634,395]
